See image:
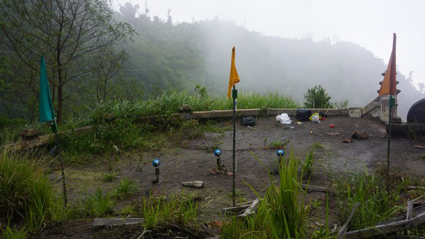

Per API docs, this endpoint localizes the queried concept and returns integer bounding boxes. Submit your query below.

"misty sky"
[113,0,425,89]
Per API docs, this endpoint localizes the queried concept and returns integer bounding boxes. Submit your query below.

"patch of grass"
[312,142,323,150]
[70,188,114,218]
[0,150,66,230]
[103,172,118,182]
[221,150,309,238]
[332,168,405,230]
[141,194,199,229]
[303,150,314,178]
[1,226,28,239]
[112,179,138,200]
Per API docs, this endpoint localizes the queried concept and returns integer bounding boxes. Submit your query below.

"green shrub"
[304,85,332,108]
[0,150,65,230]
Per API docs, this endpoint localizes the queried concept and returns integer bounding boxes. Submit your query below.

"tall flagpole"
[232,86,237,206]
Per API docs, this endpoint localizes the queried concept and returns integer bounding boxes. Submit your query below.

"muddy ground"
[36,115,425,238]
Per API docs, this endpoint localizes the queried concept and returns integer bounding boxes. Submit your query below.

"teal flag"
[39,55,57,132]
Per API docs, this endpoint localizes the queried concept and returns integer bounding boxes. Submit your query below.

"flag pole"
[53,121,68,207]
[232,86,237,206]
[387,96,393,192]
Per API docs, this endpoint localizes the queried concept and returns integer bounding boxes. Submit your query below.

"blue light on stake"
[214,149,222,157]
[152,159,161,167]
[276,149,285,157]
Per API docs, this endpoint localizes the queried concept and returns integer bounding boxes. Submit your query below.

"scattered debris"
[92,218,143,227]
[223,199,260,217]
[239,199,260,217]
[276,113,292,124]
[208,166,227,175]
[414,145,425,149]
[330,124,335,128]
[326,132,340,136]
[240,116,256,126]
[314,221,325,227]
[182,181,204,188]
[343,139,353,143]
[226,171,233,176]
[351,132,369,139]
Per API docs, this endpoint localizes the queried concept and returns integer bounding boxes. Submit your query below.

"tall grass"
[88,89,299,124]
[333,168,404,230]
[141,194,199,230]
[221,150,309,238]
[0,150,66,231]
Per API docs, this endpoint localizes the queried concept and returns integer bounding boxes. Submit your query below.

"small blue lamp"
[214,149,222,169]
[276,149,285,168]
[152,159,161,184]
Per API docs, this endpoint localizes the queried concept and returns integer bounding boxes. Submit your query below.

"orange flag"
[227,46,240,99]
[379,33,397,95]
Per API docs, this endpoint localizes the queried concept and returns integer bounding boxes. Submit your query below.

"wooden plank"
[407,200,414,220]
[337,202,360,239]
[345,211,425,239]
[92,218,144,227]
[239,199,260,217]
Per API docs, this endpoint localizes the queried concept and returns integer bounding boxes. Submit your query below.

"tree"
[0,0,134,124]
[304,85,332,108]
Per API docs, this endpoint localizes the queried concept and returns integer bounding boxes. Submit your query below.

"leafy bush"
[304,85,332,108]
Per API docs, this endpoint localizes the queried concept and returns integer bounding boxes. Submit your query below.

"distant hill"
[116,4,423,119]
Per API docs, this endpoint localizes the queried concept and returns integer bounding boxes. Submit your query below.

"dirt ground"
[37,115,425,238]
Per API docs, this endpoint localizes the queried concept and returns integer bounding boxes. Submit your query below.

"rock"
[182,181,204,188]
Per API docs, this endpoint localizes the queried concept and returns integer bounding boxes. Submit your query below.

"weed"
[270,140,284,149]
[141,194,199,229]
[71,188,114,218]
[119,204,136,217]
[303,150,314,178]
[103,172,118,182]
[112,179,138,200]
[312,142,323,150]
[1,226,28,239]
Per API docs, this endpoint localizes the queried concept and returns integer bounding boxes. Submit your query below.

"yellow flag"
[227,46,240,99]
[379,33,397,96]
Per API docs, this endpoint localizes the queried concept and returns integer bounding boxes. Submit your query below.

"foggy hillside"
[116,3,423,120]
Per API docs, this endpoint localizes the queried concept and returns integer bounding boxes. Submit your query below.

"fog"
[113,0,425,120]
[114,0,425,88]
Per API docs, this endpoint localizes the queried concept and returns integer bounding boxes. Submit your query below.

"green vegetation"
[332,168,405,230]
[304,85,333,108]
[112,179,138,200]
[221,150,309,238]
[141,194,199,229]
[303,149,314,178]
[0,150,66,231]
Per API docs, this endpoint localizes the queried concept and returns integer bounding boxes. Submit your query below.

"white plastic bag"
[276,113,292,124]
